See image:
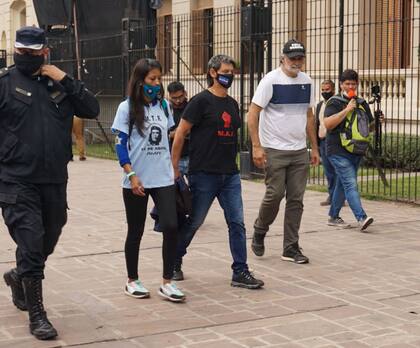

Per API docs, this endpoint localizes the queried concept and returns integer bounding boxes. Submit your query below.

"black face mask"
[322,91,334,101]
[13,53,45,76]
[172,99,188,110]
[216,73,234,89]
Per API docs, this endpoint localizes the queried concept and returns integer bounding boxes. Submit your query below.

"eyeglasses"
[170,95,186,102]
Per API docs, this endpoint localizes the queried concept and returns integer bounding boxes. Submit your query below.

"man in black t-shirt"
[167,81,189,175]
[171,54,264,289]
[324,69,374,231]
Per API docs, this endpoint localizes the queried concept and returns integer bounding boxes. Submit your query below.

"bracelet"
[126,171,136,179]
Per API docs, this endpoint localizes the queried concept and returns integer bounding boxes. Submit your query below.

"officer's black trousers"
[0,181,67,278]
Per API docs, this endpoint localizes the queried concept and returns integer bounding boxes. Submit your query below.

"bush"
[364,133,420,171]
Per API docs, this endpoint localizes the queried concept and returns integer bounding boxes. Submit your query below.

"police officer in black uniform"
[0,27,99,340]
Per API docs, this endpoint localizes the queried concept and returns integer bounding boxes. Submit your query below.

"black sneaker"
[172,269,184,281]
[231,270,264,289]
[251,231,265,257]
[282,245,309,264]
[320,196,331,206]
[327,217,351,228]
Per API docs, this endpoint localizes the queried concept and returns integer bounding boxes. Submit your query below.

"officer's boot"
[3,268,27,311]
[22,278,58,340]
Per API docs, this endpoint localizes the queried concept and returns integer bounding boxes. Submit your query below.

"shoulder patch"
[0,67,10,79]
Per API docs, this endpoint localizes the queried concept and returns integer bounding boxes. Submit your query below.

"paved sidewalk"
[1,158,420,348]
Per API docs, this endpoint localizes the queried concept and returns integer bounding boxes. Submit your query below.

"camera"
[371,84,381,102]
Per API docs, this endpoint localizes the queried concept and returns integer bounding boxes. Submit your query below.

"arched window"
[1,31,6,50]
[10,0,27,50]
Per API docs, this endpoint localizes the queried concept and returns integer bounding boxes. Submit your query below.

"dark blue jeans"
[179,156,189,177]
[329,152,367,221]
[319,140,336,199]
[175,172,248,274]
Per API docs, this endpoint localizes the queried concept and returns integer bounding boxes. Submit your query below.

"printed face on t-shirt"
[148,126,162,145]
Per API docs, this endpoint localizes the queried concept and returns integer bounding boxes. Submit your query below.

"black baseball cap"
[15,26,46,50]
[282,39,306,58]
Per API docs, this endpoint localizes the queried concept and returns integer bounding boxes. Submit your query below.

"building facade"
[0,0,38,64]
[155,0,419,130]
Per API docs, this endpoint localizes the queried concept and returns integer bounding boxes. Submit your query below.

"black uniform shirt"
[0,67,99,183]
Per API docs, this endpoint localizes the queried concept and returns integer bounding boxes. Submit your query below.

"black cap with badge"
[282,39,306,58]
[15,26,46,50]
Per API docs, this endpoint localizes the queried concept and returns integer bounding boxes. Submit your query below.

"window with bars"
[157,14,173,73]
[360,0,412,69]
[191,8,214,75]
[288,0,307,46]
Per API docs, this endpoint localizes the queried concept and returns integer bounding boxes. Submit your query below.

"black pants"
[122,185,178,280]
[0,181,67,279]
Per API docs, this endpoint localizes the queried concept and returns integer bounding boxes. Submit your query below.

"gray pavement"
[1,158,420,348]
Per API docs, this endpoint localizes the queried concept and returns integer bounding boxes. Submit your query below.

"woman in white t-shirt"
[111,58,185,302]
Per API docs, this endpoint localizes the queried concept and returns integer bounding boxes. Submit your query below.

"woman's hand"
[130,175,145,196]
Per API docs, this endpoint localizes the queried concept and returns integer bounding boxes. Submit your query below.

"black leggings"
[122,185,178,280]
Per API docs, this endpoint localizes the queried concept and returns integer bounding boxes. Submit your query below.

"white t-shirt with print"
[112,99,175,189]
[252,68,315,151]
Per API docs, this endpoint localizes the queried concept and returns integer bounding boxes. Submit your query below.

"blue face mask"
[143,84,161,100]
[216,73,234,89]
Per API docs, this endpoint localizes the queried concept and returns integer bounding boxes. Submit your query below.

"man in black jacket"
[167,81,189,175]
[0,27,99,340]
[315,79,336,206]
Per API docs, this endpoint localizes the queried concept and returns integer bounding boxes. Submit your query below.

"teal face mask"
[143,84,161,100]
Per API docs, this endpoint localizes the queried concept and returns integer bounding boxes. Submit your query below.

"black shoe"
[3,268,27,311]
[281,245,309,264]
[320,199,331,206]
[23,278,58,340]
[251,231,265,257]
[172,269,184,281]
[231,270,264,289]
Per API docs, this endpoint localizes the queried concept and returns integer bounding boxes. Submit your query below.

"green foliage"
[364,133,420,171]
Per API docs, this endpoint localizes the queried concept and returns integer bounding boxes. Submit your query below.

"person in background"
[316,79,336,206]
[72,116,87,161]
[323,69,375,230]
[167,81,189,176]
[149,81,190,233]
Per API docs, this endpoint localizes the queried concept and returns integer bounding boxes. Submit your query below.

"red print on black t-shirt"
[218,111,234,137]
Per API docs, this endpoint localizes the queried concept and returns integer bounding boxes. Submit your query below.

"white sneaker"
[359,216,374,232]
[125,279,150,298]
[158,283,186,302]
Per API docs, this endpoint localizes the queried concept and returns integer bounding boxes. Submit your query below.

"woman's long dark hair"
[127,58,163,136]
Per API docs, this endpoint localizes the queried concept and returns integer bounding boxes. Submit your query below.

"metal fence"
[0,50,6,69]
[9,0,418,203]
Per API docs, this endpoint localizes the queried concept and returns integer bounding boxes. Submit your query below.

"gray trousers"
[254,148,309,251]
